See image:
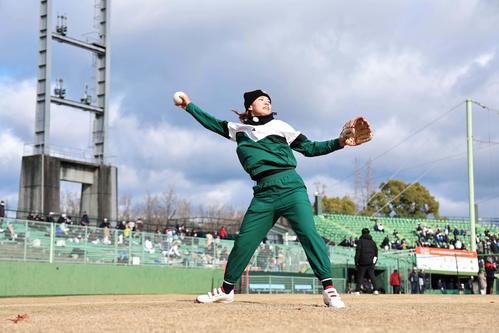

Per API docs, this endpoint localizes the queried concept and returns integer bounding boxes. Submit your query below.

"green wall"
[0,262,224,297]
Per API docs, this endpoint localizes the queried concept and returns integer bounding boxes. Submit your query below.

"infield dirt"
[0,294,497,333]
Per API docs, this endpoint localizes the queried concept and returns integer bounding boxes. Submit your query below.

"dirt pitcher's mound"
[0,294,498,333]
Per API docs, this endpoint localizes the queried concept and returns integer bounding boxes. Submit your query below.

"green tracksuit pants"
[224,169,332,283]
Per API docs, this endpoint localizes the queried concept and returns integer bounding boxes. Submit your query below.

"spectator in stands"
[444,224,451,235]
[57,220,69,237]
[257,244,272,271]
[205,233,215,263]
[6,222,16,240]
[490,236,499,254]
[123,222,132,242]
[80,211,90,226]
[0,200,5,218]
[409,268,419,294]
[354,228,379,294]
[57,213,67,224]
[478,269,487,295]
[144,238,155,254]
[380,236,391,251]
[392,229,399,240]
[99,218,109,229]
[276,247,286,271]
[390,270,401,294]
[45,212,55,223]
[128,220,136,232]
[484,257,497,295]
[102,224,111,245]
[220,246,229,262]
[167,240,182,258]
[477,238,485,254]
[136,217,144,231]
[377,223,385,233]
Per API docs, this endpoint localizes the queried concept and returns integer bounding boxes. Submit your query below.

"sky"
[1,0,499,219]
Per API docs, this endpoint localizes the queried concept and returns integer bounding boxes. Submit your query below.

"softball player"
[173,89,371,308]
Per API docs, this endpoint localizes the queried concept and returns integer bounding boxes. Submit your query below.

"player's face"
[249,96,272,116]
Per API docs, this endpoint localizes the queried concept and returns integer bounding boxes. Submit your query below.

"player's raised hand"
[339,116,372,147]
[173,91,190,109]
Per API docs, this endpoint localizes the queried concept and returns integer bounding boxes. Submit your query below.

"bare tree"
[361,158,375,209]
[160,187,178,223]
[143,192,160,226]
[176,199,192,219]
[354,158,375,212]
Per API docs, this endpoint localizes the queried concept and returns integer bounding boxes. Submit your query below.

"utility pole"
[466,99,477,252]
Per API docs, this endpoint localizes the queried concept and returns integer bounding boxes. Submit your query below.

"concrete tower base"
[17,155,117,224]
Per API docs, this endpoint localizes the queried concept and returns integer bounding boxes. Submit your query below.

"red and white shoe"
[196,288,234,304]
[322,286,346,308]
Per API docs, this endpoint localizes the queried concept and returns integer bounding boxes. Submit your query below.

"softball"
[173,91,186,106]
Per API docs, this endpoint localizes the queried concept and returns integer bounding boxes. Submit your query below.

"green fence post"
[84,226,88,263]
[345,259,349,292]
[114,230,118,265]
[49,223,54,263]
[141,232,145,264]
[128,231,132,265]
[23,220,28,261]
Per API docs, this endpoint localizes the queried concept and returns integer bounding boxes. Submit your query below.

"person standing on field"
[354,228,379,294]
[484,258,497,295]
[173,89,372,308]
[390,269,401,294]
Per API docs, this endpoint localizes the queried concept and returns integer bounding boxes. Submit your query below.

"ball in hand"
[173,91,187,106]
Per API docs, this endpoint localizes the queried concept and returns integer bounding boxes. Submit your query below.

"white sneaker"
[373,290,379,295]
[322,287,346,309]
[196,288,234,304]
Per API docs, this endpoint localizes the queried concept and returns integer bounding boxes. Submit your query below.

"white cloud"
[0,130,24,168]
[0,77,36,135]
[189,180,252,208]
[476,52,495,67]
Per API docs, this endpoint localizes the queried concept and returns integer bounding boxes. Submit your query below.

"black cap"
[361,228,370,235]
[243,89,271,110]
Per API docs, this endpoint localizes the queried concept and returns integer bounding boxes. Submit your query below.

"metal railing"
[23,143,100,164]
[0,218,349,273]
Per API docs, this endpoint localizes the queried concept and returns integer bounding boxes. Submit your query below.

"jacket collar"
[243,113,275,126]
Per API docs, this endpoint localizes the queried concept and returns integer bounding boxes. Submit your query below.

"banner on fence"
[415,247,479,274]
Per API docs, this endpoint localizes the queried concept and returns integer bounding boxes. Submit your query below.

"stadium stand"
[314,214,474,250]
